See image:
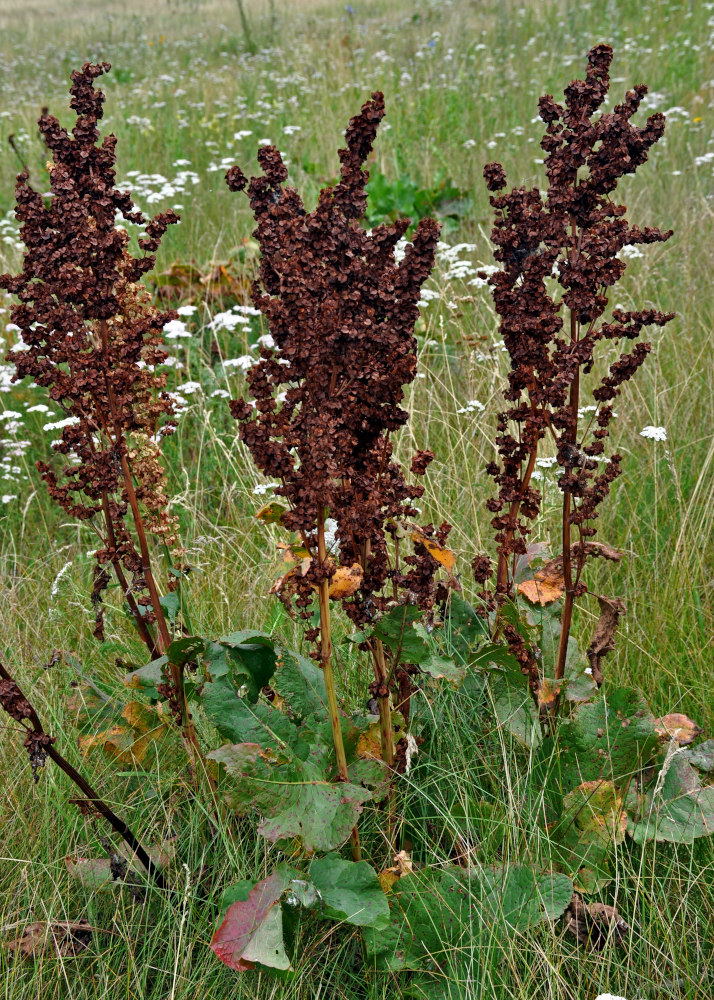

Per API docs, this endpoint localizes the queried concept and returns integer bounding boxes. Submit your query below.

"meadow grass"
[0,0,713,997]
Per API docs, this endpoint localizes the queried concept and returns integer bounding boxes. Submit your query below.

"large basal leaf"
[536,605,597,704]
[535,688,661,809]
[627,754,714,845]
[272,647,327,720]
[209,736,375,853]
[202,681,299,749]
[211,868,295,972]
[308,853,390,928]
[364,865,572,972]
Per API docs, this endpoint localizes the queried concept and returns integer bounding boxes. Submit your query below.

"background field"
[0,1,712,998]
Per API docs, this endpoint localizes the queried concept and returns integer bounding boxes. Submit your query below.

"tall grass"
[1,1,713,997]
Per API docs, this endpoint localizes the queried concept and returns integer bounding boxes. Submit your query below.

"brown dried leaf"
[586,596,626,686]
[328,563,364,599]
[564,894,628,950]
[654,713,703,746]
[4,920,93,958]
[538,677,564,707]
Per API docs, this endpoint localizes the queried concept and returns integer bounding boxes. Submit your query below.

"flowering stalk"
[477,46,673,714]
[0,64,200,759]
[226,92,443,849]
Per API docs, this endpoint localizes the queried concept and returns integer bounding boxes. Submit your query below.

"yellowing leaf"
[255,501,287,525]
[410,529,456,574]
[517,557,565,605]
[328,563,363,599]
[538,677,564,708]
[654,713,703,746]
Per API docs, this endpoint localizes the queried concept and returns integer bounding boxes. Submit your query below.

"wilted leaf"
[64,857,113,890]
[255,501,287,525]
[211,868,294,972]
[77,702,167,764]
[308,853,390,928]
[4,920,94,958]
[549,780,627,883]
[653,713,702,746]
[564,894,628,950]
[124,657,165,695]
[65,681,118,732]
[538,677,564,708]
[586,596,626,686]
[328,563,363,599]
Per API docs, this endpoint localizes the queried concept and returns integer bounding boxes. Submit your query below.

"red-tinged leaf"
[654,713,703,746]
[210,870,291,972]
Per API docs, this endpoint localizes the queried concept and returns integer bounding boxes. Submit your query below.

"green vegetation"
[1,1,713,998]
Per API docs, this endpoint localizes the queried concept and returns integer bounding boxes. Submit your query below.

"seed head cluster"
[479,45,673,595]
[0,63,180,638]
[226,93,445,629]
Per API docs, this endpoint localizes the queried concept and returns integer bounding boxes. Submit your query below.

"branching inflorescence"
[0,64,200,752]
[226,93,446,850]
[477,45,673,705]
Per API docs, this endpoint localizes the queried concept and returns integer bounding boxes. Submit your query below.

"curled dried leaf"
[328,563,364,599]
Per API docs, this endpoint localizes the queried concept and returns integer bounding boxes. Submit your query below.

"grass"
[0,0,713,997]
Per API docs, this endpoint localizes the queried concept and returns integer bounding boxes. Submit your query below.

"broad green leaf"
[537,606,596,704]
[308,853,390,928]
[535,688,660,810]
[491,678,540,748]
[203,632,277,703]
[441,592,489,664]
[211,867,295,972]
[273,647,327,719]
[685,739,714,772]
[418,651,466,685]
[210,739,373,853]
[202,681,298,749]
[364,866,573,972]
[373,605,428,663]
[159,592,180,622]
[166,635,205,667]
[627,755,714,845]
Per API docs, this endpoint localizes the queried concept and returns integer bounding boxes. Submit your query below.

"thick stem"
[552,288,581,718]
[317,508,361,862]
[370,639,395,768]
[0,661,166,890]
[495,432,540,595]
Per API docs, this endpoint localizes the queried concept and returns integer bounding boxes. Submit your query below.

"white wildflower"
[456,399,485,414]
[163,319,192,339]
[43,416,79,432]
[176,304,198,316]
[640,425,667,441]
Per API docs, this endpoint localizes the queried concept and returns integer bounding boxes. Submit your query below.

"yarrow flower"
[639,425,667,441]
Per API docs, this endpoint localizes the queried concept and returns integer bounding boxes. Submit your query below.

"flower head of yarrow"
[0,63,180,648]
[226,92,447,632]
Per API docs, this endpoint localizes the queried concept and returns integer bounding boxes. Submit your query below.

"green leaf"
[308,854,390,928]
[535,687,661,810]
[166,635,205,667]
[373,605,429,663]
[548,780,627,884]
[491,677,540,748]
[209,736,374,853]
[124,657,166,697]
[441,592,488,663]
[159,592,180,623]
[273,647,327,719]
[627,754,714,845]
[685,739,714,772]
[364,866,572,972]
[211,867,296,972]
[203,631,277,703]
[202,681,298,749]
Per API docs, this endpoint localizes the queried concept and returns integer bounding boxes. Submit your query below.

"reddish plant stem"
[100,491,159,658]
[317,508,361,862]
[0,661,166,890]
